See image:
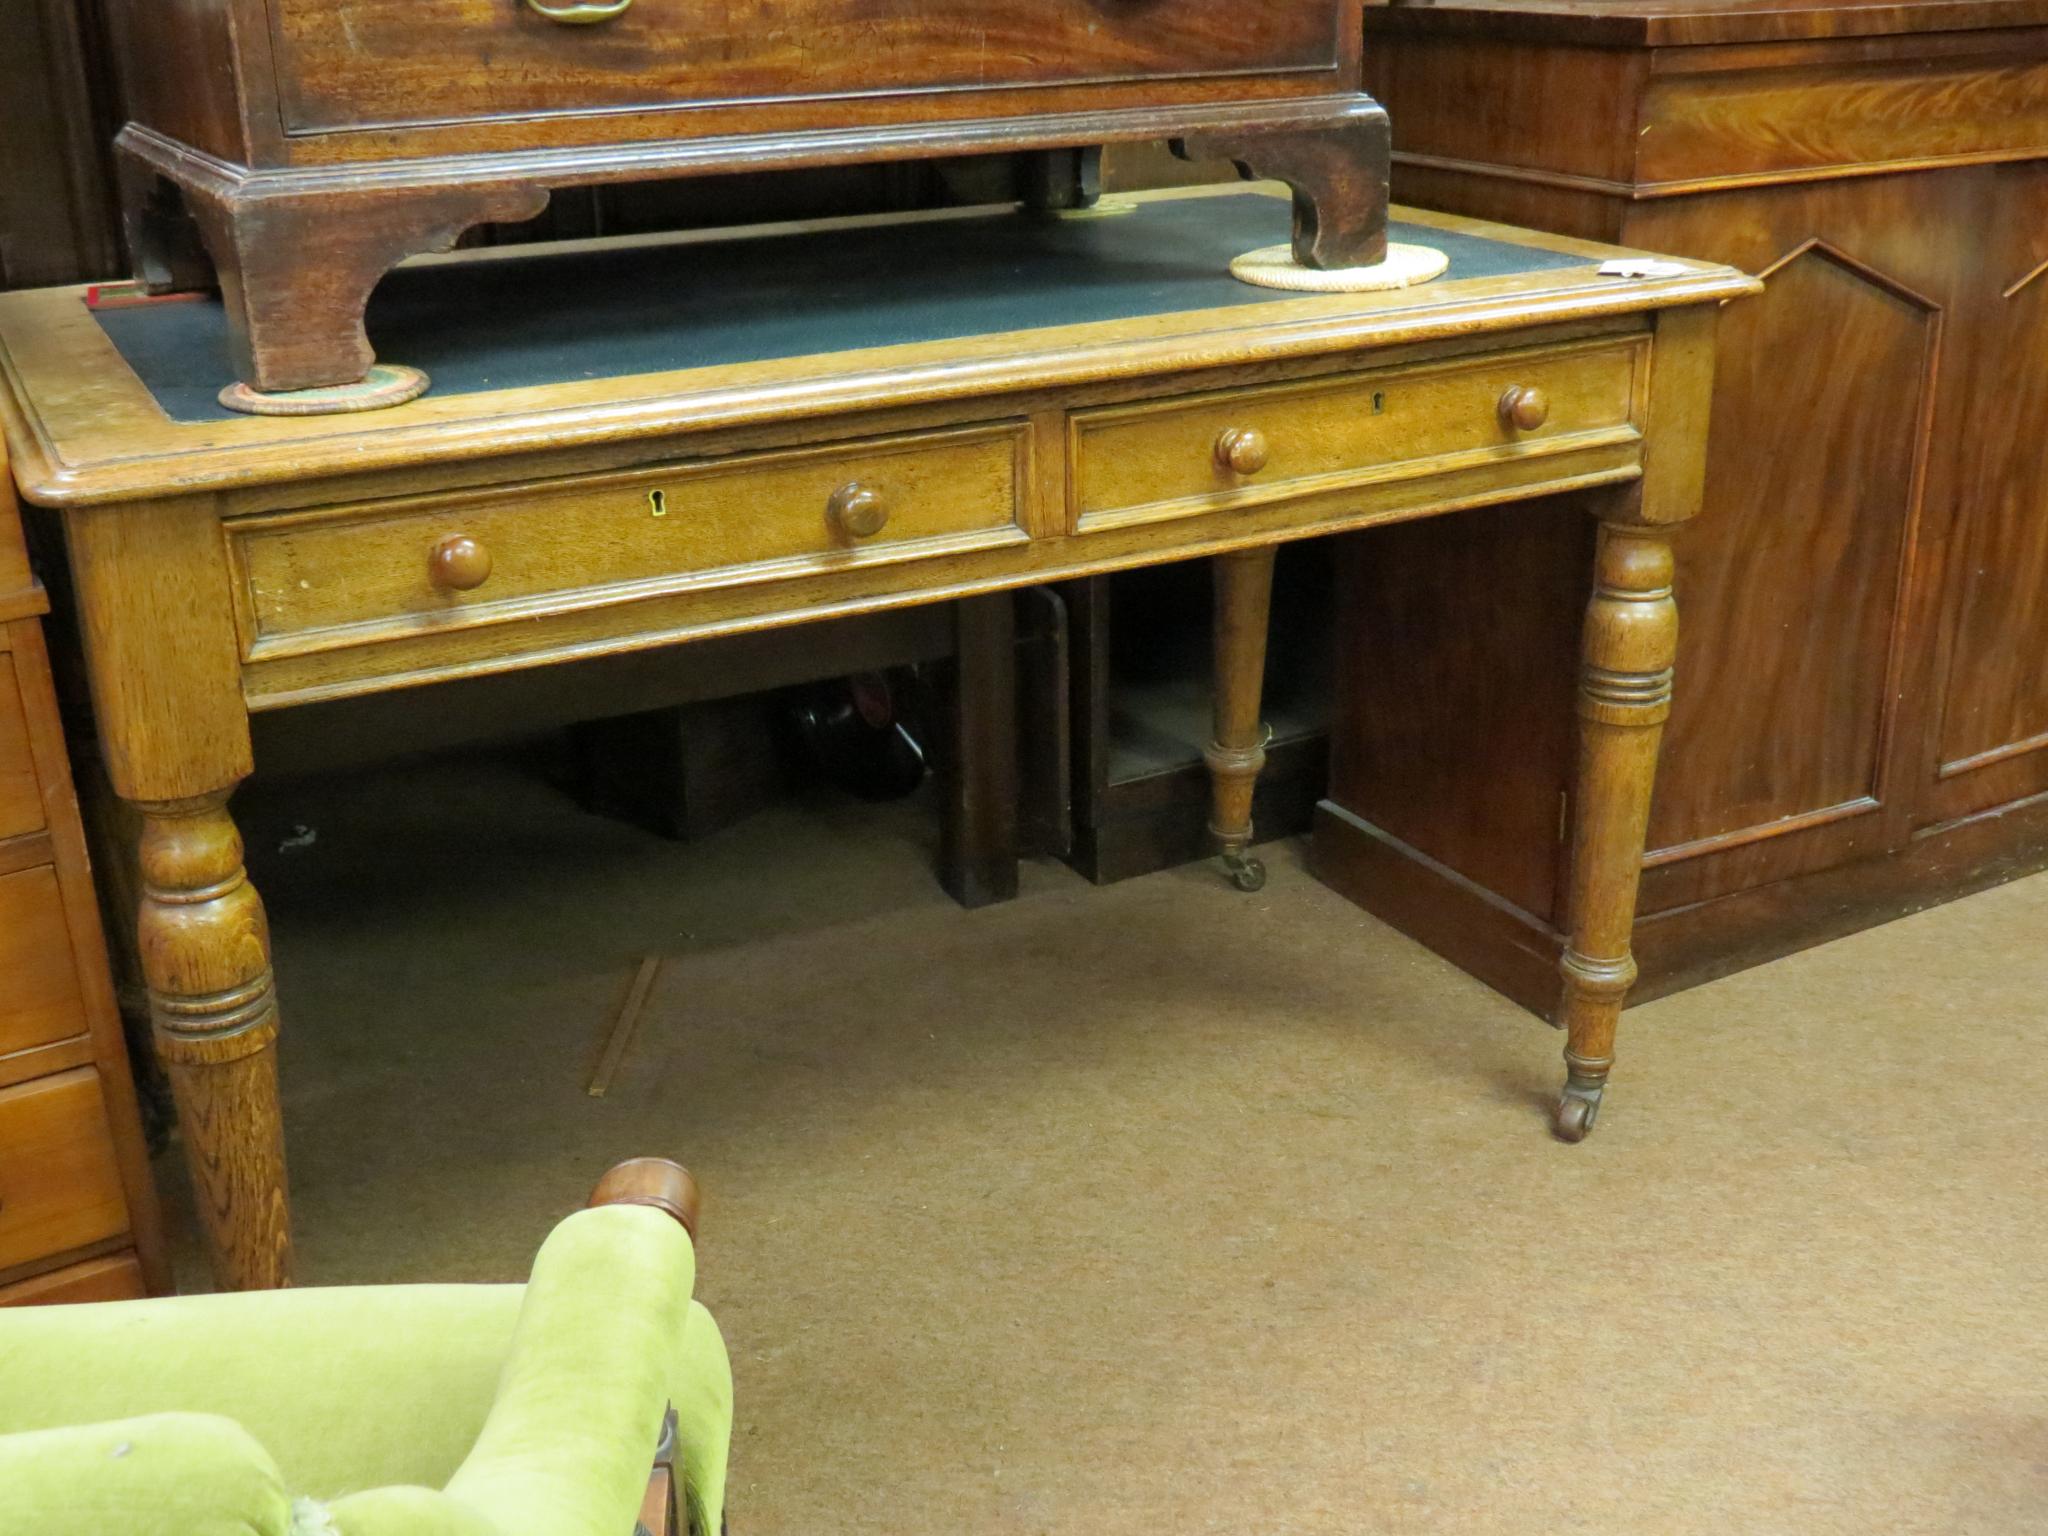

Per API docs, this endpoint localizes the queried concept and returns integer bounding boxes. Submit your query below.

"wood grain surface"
[2,188,1752,1277]
[271,0,1347,135]
[98,0,1382,391]
[1923,160,2048,822]
[1071,336,1643,529]
[1204,544,1280,880]
[0,656,42,840]
[227,422,1028,661]
[0,197,1737,508]
[1324,497,1591,927]
[133,795,290,1292]
[1630,180,1941,893]
[0,447,168,1296]
[1371,24,2048,196]
[0,866,88,1060]
[0,0,122,288]
[0,1251,148,1306]
[1368,0,2048,56]
[0,1069,130,1273]
[1335,0,2048,996]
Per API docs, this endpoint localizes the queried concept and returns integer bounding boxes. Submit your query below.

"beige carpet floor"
[160,747,2048,1535]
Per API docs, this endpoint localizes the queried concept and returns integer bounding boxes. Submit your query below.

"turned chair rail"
[588,1157,701,1242]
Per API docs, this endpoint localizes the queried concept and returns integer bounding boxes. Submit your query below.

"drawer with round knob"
[226,422,1028,662]
[1067,337,1646,532]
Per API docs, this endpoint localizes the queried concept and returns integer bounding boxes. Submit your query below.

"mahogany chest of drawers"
[102,0,1391,394]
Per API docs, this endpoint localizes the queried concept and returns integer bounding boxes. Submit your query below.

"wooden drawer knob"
[428,534,493,591]
[828,482,889,538]
[1499,385,1550,432]
[1214,426,1270,476]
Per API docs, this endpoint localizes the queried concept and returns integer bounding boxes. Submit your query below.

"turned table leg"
[1552,522,1678,1142]
[1207,545,1279,893]
[939,592,1021,910]
[135,790,292,1287]
[59,493,291,1286]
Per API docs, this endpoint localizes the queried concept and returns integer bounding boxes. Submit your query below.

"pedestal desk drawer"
[230,423,1028,659]
[271,0,1340,134]
[0,1068,129,1273]
[1070,339,1645,531]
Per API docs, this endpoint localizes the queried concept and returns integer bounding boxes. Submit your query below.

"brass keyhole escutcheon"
[648,489,668,518]
[1371,391,1386,415]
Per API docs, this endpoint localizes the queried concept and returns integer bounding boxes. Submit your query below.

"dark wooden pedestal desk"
[0,186,1752,1289]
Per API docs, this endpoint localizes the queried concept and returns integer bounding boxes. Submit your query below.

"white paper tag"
[1598,258,1692,279]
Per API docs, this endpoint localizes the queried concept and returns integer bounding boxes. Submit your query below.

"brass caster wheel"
[1553,1089,1601,1143]
[1223,854,1267,893]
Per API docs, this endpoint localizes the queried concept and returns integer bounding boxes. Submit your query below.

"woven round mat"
[219,363,429,417]
[1228,242,1449,293]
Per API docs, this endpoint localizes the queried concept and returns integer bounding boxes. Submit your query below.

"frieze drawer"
[1069,338,1646,532]
[228,421,1030,661]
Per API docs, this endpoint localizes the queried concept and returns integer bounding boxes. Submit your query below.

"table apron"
[237,440,1642,712]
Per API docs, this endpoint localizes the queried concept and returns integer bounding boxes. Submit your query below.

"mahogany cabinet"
[100,0,1392,393]
[1314,0,2048,1006]
[0,448,168,1305]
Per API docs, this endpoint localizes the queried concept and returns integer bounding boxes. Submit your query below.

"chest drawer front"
[0,866,88,1060]
[271,0,1345,134]
[0,1068,129,1273]
[1070,339,1646,531]
[0,1251,148,1306]
[0,654,42,842]
[231,423,1027,660]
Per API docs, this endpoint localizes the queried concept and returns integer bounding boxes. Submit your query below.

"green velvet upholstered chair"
[0,1158,732,1536]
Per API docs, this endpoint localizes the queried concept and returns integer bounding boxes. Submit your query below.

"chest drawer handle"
[828,483,889,539]
[429,535,493,591]
[1499,385,1550,432]
[525,0,632,22]
[1214,427,1270,476]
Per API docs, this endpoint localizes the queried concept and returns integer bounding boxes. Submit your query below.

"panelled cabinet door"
[1920,162,2048,825]
[1624,174,1963,913]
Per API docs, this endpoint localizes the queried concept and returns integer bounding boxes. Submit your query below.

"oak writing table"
[0,186,1754,1290]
